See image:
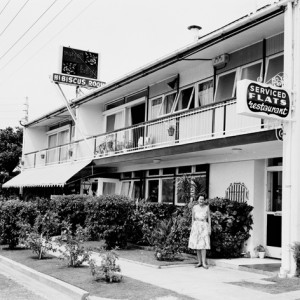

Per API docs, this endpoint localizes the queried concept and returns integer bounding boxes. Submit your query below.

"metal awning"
[2,160,91,188]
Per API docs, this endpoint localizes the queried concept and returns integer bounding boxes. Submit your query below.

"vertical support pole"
[55,83,93,155]
[281,1,296,277]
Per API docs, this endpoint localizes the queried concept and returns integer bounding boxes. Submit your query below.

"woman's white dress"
[188,204,210,250]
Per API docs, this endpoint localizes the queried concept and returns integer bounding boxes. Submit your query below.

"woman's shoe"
[202,264,209,269]
[195,263,202,268]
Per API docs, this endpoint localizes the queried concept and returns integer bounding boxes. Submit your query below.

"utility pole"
[22,97,29,123]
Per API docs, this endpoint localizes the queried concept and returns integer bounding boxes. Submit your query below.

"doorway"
[130,103,146,148]
[266,168,282,258]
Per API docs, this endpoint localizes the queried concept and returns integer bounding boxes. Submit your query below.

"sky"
[0,0,274,129]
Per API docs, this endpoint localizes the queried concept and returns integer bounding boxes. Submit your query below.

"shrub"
[0,200,37,249]
[55,222,90,267]
[129,201,177,246]
[48,195,89,232]
[22,211,60,259]
[84,195,134,249]
[290,242,300,276]
[89,249,122,282]
[151,205,193,260]
[209,198,253,258]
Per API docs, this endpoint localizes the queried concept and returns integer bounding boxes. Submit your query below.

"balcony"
[23,99,281,169]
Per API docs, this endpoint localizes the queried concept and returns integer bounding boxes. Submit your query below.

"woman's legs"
[201,249,208,268]
[195,250,202,267]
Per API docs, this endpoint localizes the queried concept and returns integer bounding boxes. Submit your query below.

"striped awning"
[2,160,91,188]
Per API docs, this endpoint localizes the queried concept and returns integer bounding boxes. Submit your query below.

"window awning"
[2,160,91,188]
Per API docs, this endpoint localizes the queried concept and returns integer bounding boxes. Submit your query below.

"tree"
[0,127,23,179]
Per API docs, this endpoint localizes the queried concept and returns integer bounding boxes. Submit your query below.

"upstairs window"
[106,110,124,132]
[265,54,284,85]
[149,97,162,120]
[240,61,262,81]
[174,86,195,112]
[198,79,214,106]
[215,70,237,102]
[161,92,177,115]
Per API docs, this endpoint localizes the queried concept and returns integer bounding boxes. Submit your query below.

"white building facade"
[4,0,300,276]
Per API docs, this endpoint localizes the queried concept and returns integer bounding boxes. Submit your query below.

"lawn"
[84,241,197,268]
[229,276,300,294]
[0,244,196,300]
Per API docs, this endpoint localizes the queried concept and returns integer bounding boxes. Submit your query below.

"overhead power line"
[0,0,30,38]
[0,0,96,77]
[0,0,11,17]
[0,0,74,72]
[0,0,58,62]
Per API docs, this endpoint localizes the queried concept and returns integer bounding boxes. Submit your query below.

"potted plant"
[167,125,175,136]
[254,244,266,258]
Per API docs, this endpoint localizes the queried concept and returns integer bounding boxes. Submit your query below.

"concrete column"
[281,1,300,277]
[289,0,300,277]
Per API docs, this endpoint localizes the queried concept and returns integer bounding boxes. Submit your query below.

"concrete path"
[116,258,300,300]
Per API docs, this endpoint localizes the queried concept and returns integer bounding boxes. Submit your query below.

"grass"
[229,276,300,294]
[84,241,198,267]
[0,244,196,300]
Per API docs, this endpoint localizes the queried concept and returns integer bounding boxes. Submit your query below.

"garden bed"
[0,244,196,300]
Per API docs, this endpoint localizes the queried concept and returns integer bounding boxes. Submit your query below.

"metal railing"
[23,99,281,169]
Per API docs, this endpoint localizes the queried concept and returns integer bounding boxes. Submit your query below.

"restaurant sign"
[237,79,290,121]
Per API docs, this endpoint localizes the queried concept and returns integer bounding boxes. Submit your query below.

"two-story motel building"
[4,0,300,276]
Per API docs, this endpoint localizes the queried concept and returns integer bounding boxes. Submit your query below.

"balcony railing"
[23,99,281,169]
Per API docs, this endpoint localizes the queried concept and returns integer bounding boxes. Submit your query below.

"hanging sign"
[52,73,105,89]
[52,46,105,89]
[236,79,291,121]
[61,46,99,79]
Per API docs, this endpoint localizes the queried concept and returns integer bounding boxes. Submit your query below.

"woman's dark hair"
[198,193,207,199]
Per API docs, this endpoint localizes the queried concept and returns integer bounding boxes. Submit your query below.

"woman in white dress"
[188,194,211,269]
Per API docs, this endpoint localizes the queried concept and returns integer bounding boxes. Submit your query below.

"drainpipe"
[281,0,296,278]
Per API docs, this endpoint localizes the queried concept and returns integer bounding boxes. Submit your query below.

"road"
[0,263,74,300]
[0,272,46,300]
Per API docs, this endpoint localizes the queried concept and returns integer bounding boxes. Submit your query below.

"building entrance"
[266,169,282,258]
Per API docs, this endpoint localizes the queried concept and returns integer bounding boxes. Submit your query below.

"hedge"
[0,195,253,258]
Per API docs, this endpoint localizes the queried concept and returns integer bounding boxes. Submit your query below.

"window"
[160,92,177,115]
[106,111,124,132]
[215,70,237,102]
[178,166,192,174]
[132,181,142,200]
[148,179,159,202]
[47,125,70,164]
[162,178,174,203]
[149,169,159,176]
[149,97,163,119]
[265,54,284,85]
[174,86,195,112]
[240,61,262,81]
[103,182,116,195]
[120,181,131,196]
[198,79,213,106]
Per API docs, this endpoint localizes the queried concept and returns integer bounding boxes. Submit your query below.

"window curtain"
[103,182,116,195]
[198,80,213,106]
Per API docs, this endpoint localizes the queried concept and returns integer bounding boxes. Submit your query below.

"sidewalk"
[1,248,300,300]
[117,257,298,300]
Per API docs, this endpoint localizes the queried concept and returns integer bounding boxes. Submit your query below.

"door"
[130,103,145,148]
[266,170,282,258]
